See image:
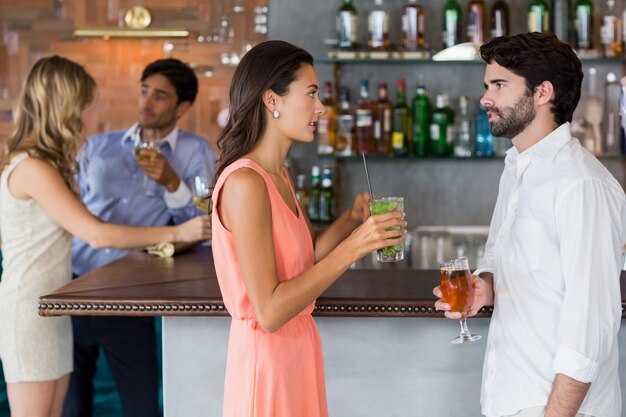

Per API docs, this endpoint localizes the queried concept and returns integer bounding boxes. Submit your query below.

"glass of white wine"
[135,128,160,195]
[192,175,212,214]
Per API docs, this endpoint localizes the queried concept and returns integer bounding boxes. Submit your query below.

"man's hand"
[136,150,180,192]
[434,273,494,319]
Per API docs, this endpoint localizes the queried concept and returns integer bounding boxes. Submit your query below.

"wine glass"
[440,257,481,344]
[135,128,160,195]
[192,175,212,246]
[192,175,212,214]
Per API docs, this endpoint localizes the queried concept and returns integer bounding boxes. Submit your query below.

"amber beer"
[440,267,474,314]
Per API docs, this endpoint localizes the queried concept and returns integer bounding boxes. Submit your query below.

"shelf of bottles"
[310,0,626,161]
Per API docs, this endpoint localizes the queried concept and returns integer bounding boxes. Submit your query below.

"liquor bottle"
[528,0,550,33]
[308,166,321,222]
[374,82,393,156]
[603,72,622,155]
[601,0,622,57]
[392,79,410,157]
[552,0,571,41]
[335,87,355,156]
[466,0,487,45]
[453,95,473,157]
[475,106,494,157]
[356,79,375,154]
[318,167,335,223]
[295,174,309,215]
[490,0,510,38]
[429,94,454,156]
[402,0,425,51]
[317,81,336,155]
[412,79,431,156]
[574,0,593,51]
[442,0,462,49]
[368,0,390,51]
[337,0,358,51]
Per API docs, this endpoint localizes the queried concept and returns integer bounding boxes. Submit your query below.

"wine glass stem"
[458,317,471,338]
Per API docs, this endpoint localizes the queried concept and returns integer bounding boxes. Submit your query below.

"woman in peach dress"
[211,40,407,417]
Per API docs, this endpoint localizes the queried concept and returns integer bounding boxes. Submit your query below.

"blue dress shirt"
[71,124,216,276]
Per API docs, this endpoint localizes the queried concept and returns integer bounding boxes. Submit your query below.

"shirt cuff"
[553,344,599,383]
[163,180,192,209]
[472,267,495,277]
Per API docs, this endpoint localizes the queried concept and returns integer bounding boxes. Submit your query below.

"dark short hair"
[480,32,583,125]
[141,58,198,105]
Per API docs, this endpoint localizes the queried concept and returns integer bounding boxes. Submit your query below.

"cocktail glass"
[369,196,404,262]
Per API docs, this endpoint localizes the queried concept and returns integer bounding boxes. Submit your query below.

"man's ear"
[175,101,192,119]
[534,81,554,106]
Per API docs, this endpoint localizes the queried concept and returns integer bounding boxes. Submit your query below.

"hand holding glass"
[440,257,481,344]
[369,196,404,262]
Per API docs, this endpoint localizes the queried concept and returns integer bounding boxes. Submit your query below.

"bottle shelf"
[316,55,626,65]
[317,154,626,162]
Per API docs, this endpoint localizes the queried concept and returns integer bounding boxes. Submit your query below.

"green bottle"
[528,0,550,33]
[442,0,462,49]
[392,79,410,157]
[337,0,359,51]
[308,166,321,222]
[429,94,454,156]
[412,81,431,157]
[318,168,335,223]
[574,0,593,50]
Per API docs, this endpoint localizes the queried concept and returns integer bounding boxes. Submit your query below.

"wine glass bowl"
[135,128,160,195]
[440,257,481,344]
[192,175,212,214]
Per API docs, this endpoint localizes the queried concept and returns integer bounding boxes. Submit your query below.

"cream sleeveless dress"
[0,153,72,382]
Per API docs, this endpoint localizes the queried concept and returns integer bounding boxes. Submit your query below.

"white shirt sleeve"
[552,177,624,383]
[163,179,192,209]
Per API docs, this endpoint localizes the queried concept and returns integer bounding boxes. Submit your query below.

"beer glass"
[135,128,160,195]
[440,257,481,344]
[369,196,404,262]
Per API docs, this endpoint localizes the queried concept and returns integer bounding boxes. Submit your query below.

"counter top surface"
[38,245,626,318]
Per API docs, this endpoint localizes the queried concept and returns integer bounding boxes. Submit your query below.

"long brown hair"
[213,40,313,187]
[0,55,97,193]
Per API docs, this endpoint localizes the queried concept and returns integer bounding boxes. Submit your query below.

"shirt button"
[105,249,110,254]
[122,198,128,204]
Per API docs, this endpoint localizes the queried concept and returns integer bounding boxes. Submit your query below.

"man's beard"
[490,93,536,139]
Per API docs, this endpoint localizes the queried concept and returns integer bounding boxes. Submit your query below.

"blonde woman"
[0,55,209,417]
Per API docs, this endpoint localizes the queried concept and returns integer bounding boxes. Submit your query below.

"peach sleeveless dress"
[211,159,328,417]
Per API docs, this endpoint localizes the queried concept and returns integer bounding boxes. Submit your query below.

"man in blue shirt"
[63,58,215,417]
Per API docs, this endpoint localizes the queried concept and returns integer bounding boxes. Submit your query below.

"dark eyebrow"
[483,78,508,89]
[307,84,319,90]
[141,83,171,97]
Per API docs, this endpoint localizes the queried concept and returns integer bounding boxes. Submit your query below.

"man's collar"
[122,122,179,151]
[504,123,572,179]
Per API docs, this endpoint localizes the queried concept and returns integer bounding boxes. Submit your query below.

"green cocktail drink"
[369,196,404,262]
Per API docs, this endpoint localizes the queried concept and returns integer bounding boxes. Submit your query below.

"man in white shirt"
[435,32,624,417]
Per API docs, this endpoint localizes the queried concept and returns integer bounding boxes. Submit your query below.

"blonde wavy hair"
[0,55,97,194]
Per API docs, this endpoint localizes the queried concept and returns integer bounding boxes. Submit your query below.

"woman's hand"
[347,192,371,223]
[342,209,406,260]
[175,215,211,242]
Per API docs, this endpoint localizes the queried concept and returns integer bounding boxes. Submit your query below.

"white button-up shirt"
[475,123,625,417]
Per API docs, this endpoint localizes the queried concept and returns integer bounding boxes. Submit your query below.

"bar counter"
[38,244,501,318]
[37,244,626,417]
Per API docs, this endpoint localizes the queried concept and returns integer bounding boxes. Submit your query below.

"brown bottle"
[490,0,509,38]
[374,82,393,155]
[466,0,487,45]
[402,0,426,51]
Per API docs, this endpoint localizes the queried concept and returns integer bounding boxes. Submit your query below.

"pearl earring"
[273,110,280,119]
